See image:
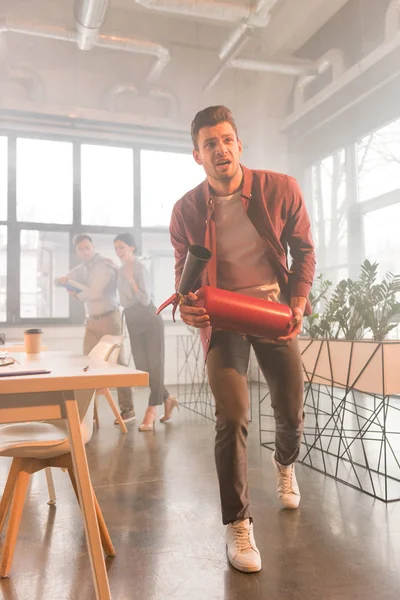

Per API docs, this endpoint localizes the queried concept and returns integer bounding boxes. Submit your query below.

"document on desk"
[0,367,51,378]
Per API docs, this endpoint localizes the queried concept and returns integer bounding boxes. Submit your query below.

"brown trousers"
[207,331,304,524]
[83,310,134,413]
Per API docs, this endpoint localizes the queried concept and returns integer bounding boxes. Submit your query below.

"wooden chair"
[43,335,128,507]
[0,338,119,578]
[92,335,128,434]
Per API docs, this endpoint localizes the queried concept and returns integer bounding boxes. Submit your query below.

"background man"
[58,233,135,423]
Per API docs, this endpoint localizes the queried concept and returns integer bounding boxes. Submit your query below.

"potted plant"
[281,262,400,501]
[303,260,400,342]
[299,259,400,395]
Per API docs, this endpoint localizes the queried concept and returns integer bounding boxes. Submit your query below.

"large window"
[1,135,192,324]
[82,232,121,265]
[0,137,7,221]
[309,115,400,291]
[20,230,70,319]
[357,118,400,202]
[140,150,204,227]
[0,226,6,321]
[81,144,134,227]
[364,203,400,277]
[142,231,175,317]
[311,149,348,283]
[356,117,400,277]
[16,138,73,224]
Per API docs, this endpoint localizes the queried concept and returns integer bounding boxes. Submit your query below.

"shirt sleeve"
[284,177,316,298]
[132,261,151,306]
[76,262,113,302]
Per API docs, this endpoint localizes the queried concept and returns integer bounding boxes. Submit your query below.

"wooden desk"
[1,344,47,353]
[0,351,148,599]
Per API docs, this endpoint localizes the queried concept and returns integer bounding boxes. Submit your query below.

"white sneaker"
[226,518,262,573]
[114,410,136,425]
[272,452,301,509]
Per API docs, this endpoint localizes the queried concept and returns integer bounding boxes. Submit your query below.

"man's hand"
[179,292,210,328]
[278,306,303,341]
[58,276,76,297]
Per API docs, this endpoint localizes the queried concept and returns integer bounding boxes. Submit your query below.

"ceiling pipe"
[105,83,139,110]
[74,0,109,50]
[0,20,76,42]
[202,32,250,93]
[218,0,277,60]
[284,3,400,125]
[290,3,400,115]
[293,48,345,112]
[0,18,170,84]
[229,57,317,76]
[134,0,270,26]
[385,0,400,41]
[219,22,251,61]
[104,82,178,119]
[96,34,171,83]
[202,0,281,93]
[149,87,179,119]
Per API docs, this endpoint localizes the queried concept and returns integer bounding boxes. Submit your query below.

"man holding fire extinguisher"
[169,106,316,573]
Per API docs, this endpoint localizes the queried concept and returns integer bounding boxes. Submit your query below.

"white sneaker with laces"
[226,518,261,573]
[272,452,301,509]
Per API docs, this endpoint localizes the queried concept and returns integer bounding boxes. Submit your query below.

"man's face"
[75,239,95,263]
[193,122,242,184]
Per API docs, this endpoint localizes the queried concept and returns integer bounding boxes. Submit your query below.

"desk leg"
[64,392,111,600]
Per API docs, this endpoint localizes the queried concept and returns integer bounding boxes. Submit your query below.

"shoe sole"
[114,416,136,425]
[228,555,262,573]
[278,499,300,510]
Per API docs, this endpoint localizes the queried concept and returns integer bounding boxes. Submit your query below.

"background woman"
[114,232,178,431]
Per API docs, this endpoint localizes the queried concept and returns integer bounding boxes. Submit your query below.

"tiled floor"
[1,388,400,599]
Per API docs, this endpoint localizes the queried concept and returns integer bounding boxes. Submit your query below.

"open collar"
[202,164,253,210]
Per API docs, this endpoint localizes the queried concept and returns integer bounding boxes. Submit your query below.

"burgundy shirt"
[169,164,316,357]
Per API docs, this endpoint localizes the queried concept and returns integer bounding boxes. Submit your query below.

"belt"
[88,309,118,321]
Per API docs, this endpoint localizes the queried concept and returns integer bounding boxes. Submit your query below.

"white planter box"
[298,338,400,396]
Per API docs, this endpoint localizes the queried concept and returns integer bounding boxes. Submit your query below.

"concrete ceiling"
[0,0,351,124]
[3,0,350,71]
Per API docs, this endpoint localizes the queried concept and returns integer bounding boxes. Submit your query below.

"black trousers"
[124,302,169,406]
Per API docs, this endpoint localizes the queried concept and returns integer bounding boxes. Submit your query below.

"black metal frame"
[0,128,192,326]
[260,339,400,502]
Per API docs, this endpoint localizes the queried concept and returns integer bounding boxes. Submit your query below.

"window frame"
[307,118,400,286]
[1,130,195,325]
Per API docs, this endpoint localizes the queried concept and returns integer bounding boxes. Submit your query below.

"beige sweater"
[214,191,281,302]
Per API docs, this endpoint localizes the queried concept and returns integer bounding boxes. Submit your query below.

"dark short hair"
[114,232,136,248]
[72,233,92,246]
[191,105,238,150]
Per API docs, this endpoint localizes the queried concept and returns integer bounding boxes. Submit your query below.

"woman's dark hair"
[114,232,136,248]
